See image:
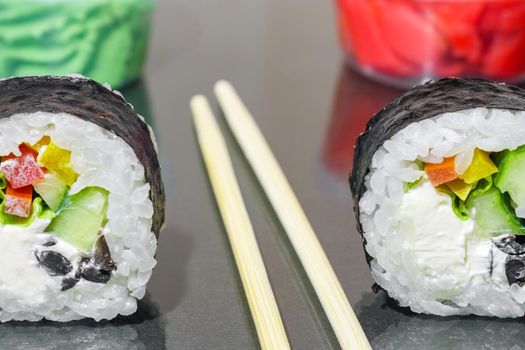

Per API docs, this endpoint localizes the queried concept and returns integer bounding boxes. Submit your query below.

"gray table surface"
[2,1,524,349]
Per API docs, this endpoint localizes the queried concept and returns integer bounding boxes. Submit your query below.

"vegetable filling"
[408,146,525,287]
[0,136,116,291]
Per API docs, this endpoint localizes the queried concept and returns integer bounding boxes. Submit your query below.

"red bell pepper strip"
[4,183,32,217]
[0,144,44,189]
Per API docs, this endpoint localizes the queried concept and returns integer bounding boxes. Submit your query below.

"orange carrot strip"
[424,157,458,187]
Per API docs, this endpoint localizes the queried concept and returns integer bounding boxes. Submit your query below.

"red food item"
[336,0,416,75]
[0,144,44,189]
[424,157,458,187]
[4,183,32,218]
[430,9,482,64]
[483,33,525,78]
[500,4,525,33]
[375,1,446,68]
[481,2,525,34]
[434,61,467,77]
[429,2,484,25]
[335,0,525,84]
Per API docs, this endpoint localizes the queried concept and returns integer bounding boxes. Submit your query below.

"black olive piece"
[61,277,80,291]
[515,235,525,245]
[505,255,525,286]
[80,267,112,284]
[37,251,73,276]
[78,258,112,284]
[42,240,56,247]
[94,235,116,272]
[494,235,525,255]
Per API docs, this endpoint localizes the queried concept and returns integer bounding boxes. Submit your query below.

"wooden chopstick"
[190,95,290,350]
[214,81,372,350]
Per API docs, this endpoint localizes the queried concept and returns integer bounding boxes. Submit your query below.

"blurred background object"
[120,78,154,127]
[322,66,401,181]
[0,0,155,88]
[334,0,525,88]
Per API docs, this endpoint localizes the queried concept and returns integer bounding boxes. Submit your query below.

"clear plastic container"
[0,0,155,88]
[334,0,525,88]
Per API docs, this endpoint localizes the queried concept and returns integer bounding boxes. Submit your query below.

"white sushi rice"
[360,107,525,317]
[0,112,156,322]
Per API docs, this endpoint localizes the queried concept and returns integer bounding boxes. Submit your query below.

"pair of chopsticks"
[191,81,371,350]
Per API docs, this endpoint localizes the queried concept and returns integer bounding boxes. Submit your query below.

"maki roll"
[352,78,525,317]
[0,76,164,321]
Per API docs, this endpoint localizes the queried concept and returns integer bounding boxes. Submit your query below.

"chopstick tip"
[190,94,207,107]
[214,80,233,94]
[190,95,214,124]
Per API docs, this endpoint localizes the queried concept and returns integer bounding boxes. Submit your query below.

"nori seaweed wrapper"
[0,76,165,236]
[350,78,525,263]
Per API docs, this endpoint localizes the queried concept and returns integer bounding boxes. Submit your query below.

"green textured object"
[0,0,155,88]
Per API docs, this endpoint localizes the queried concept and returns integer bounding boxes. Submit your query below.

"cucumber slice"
[494,145,525,207]
[33,172,68,211]
[466,187,525,239]
[45,186,108,252]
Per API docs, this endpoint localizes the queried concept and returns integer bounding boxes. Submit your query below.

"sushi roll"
[0,75,164,321]
[351,78,525,317]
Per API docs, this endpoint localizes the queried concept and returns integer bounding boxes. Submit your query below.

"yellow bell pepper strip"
[30,135,51,151]
[446,178,474,201]
[459,148,498,184]
[37,141,78,186]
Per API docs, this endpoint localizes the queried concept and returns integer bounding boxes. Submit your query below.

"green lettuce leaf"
[436,185,470,221]
[404,160,424,193]
[0,173,6,204]
[470,176,493,197]
[451,195,470,221]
